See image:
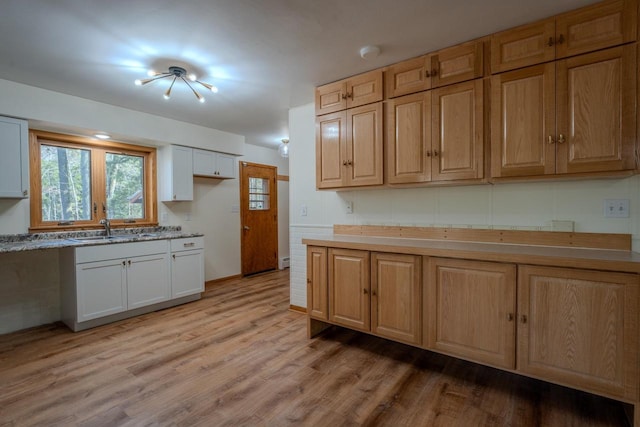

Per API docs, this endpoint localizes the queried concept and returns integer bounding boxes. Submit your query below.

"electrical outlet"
[604,199,630,218]
[300,204,308,217]
[345,201,353,214]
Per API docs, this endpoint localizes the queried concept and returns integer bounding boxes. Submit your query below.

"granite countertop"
[0,226,204,254]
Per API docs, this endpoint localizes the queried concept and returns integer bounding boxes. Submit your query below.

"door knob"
[243,225,250,230]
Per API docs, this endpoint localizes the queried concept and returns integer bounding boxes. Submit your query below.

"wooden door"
[555,0,636,59]
[491,19,556,73]
[346,103,384,187]
[386,92,432,184]
[240,162,278,275]
[307,246,328,321]
[518,265,639,400]
[316,111,346,189]
[315,80,346,115]
[371,252,421,346]
[556,45,636,174]
[431,79,484,182]
[432,40,484,87]
[346,70,383,109]
[329,248,370,332]
[490,63,556,178]
[385,55,432,98]
[426,258,516,369]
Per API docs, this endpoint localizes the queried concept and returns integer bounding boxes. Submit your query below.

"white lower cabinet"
[171,237,205,298]
[61,237,203,331]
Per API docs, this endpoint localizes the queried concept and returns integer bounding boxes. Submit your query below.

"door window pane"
[248,177,270,210]
[106,153,144,219]
[40,144,91,221]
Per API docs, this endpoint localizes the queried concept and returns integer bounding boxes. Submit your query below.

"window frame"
[29,130,157,232]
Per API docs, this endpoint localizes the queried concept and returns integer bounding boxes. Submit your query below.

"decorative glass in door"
[248,177,270,210]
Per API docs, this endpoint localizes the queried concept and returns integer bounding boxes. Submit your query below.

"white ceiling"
[0,0,597,148]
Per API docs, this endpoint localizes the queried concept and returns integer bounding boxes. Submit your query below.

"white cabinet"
[76,258,127,321]
[193,149,236,179]
[161,145,193,201]
[170,237,205,298]
[0,116,29,198]
[127,252,171,310]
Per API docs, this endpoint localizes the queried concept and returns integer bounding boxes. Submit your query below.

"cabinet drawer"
[76,240,169,263]
[170,236,204,252]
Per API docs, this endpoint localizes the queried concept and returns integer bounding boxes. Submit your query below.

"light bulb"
[134,79,142,86]
[198,96,205,103]
[147,70,157,77]
[188,74,197,81]
[210,86,219,93]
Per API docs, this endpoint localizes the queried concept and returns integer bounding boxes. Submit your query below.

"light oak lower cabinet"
[371,252,422,345]
[426,258,516,369]
[307,246,328,320]
[328,248,370,331]
[518,265,639,401]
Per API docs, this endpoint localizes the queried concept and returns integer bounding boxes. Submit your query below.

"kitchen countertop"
[0,226,203,254]
[302,234,640,274]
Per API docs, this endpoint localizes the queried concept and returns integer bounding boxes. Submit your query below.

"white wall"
[288,102,640,307]
[0,81,289,334]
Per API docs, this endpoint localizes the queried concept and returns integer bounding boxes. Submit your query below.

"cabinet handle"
[426,150,431,157]
[433,149,438,157]
[347,92,353,99]
[558,134,565,144]
[431,69,438,77]
[548,37,555,47]
[172,254,176,260]
[341,93,347,100]
[23,189,28,197]
[347,160,353,166]
[507,313,514,321]
[557,34,565,44]
[547,135,555,145]
[128,260,131,266]
[122,261,126,267]
[371,290,377,297]
[183,242,195,247]
[343,160,348,166]
[425,69,431,78]
[520,314,527,324]
[306,278,311,284]
[363,288,368,295]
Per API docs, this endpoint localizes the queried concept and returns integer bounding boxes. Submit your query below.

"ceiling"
[0,0,597,148]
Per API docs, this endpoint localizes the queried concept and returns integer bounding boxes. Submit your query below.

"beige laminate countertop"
[302,234,640,274]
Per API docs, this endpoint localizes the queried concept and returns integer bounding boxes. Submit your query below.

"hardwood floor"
[0,270,630,426]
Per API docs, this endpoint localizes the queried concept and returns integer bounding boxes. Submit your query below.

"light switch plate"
[345,201,353,214]
[300,204,308,217]
[604,199,629,218]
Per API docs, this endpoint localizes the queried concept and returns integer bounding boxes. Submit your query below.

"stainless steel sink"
[69,235,130,242]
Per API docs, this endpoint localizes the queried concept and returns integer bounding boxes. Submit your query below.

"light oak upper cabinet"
[492,45,636,179]
[307,246,328,321]
[386,92,432,184]
[491,0,636,73]
[371,253,422,346]
[0,116,29,198]
[328,248,370,332]
[426,258,517,370]
[315,70,383,115]
[431,79,484,181]
[316,103,383,189]
[431,40,484,88]
[518,265,639,401]
[385,55,433,98]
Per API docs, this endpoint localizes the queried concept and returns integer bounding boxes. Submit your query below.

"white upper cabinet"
[0,116,29,198]
[161,145,193,202]
[193,148,236,179]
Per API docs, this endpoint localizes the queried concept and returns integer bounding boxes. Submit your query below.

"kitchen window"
[29,130,157,231]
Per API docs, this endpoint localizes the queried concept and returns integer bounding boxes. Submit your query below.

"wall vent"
[279,256,290,270]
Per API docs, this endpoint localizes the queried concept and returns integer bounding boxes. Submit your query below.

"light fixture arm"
[181,77,205,102]
[135,65,216,102]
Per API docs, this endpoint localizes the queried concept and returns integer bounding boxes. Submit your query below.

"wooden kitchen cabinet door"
[307,246,328,321]
[518,265,639,401]
[426,258,516,369]
[555,0,636,60]
[491,19,556,73]
[432,40,484,88]
[316,111,346,189]
[329,248,370,332]
[385,55,432,98]
[347,70,383,109]
[556,45,636,174]
[431,79,484,182]
[371,253,422,346]
[315,81,347,116]
[490,63,556,178]
[346,102,384,187]
[386,92,432,184]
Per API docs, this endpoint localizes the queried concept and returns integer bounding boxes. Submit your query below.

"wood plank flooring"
[0,270,630,426]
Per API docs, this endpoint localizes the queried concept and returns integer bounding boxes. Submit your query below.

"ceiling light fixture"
[359,45,381,60]
[134,66,218,103]
[94,133,110,139]
[278,139,289,158]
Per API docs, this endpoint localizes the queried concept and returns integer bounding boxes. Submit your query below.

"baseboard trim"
[205,274,243,287]
[289,305,307,314]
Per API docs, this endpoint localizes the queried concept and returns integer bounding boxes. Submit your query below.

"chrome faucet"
[99,218,111,236]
